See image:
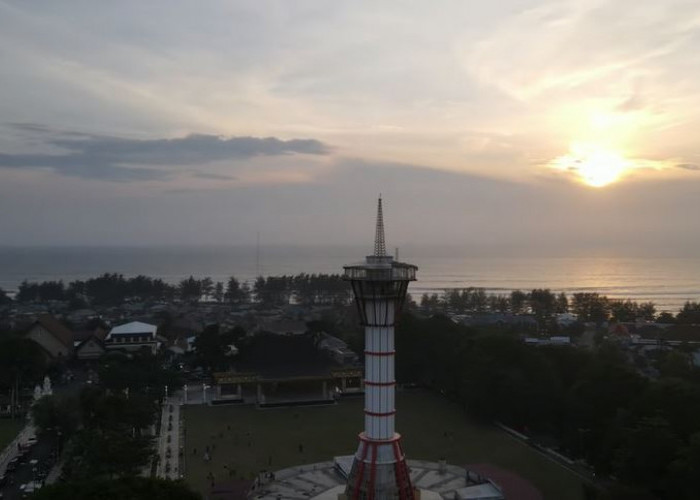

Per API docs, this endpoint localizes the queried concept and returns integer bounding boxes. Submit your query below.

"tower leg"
[345,433,415,500]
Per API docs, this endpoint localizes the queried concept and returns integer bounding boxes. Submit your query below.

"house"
[105,321,159,354]
[74,327,107,361]
[26,315,74,360]
[555,313,578,327]
[258,319,307,336]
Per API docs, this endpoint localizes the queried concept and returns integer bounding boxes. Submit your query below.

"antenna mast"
[374,197,387,257]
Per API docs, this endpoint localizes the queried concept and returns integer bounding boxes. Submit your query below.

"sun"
[550,143,631,187]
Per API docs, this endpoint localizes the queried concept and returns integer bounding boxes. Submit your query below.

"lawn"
[0,418,23,452]
[184,390,585,500]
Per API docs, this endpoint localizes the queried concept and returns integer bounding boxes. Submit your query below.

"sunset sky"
[1,0,699,253]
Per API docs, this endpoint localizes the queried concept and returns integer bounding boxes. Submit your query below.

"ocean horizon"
[1,245,699,313]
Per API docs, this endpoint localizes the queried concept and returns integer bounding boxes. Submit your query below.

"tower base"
[344,433,415,500]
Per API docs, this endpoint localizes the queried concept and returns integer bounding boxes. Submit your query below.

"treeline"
[253,274,351,306]
[7,272,351,307]
[422,288,700,324]
[396,314,700,499]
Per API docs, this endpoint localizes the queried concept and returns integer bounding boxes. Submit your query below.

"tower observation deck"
[342,198,417,500]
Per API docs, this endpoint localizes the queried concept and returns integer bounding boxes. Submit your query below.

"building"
[74,327,107,360]
[26,314,74,360]
[250,199,505,500]
[105,321,159,354]
[342,197,418,499]
[212,332,362,405]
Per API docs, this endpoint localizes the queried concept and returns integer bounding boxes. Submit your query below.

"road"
[0,368,88,499]
[0,436,58,499]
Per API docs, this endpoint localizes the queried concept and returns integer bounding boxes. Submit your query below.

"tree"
[609,300,639,322]
[613,417,680,494]
[529,289,556,328]
[32,395,80,438]
[0,287,11,305]
[0,336,47,417]
[510,290,527,313]
[555,292,569,313]
[638,302,657,321]
[657,311,676,324]
[666,432,700,500]
[17,280,39,302]
[200,277,214,300]
[32,477,202,500]
[488,294,510,312]
[98,353,182,397]
[63,429,154,480]
[656,350,692,379]
[213,281,224,303]
[420,293,441,310]
[225,277,243,303]
[192,324,241,371]
[57,386,160,482]
[178,276,202,303]
[572,293,610,324]
[80,388,156,433]
[676,301,700,324]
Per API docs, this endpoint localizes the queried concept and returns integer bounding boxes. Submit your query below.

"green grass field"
[0,418,23,452]
[184,390,585,500]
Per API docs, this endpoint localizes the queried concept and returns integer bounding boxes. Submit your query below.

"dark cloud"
[0,153,167,181]
[0,127,330,181]
[8,123,54,134]
[7,122,93,138]
[192,172,237,180]
[676,163,700,171]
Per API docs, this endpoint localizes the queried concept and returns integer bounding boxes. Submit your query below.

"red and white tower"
[343,198,417,500]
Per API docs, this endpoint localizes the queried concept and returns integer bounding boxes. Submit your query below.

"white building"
[105,321,159,354]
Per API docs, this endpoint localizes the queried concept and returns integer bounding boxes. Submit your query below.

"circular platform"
[247,457,505,500]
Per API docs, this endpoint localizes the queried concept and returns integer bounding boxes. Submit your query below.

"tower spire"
[374,196,387,257]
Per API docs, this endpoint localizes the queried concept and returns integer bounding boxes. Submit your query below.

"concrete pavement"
[155,395,182,480]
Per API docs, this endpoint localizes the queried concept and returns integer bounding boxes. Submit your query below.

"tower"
[343,198,417,500]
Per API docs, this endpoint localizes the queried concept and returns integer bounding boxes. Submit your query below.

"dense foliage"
[31,353,180,481]
[32,387,158,481]
[192,324,246,371]
[395,313,700,499]
[0,335,47,417]
[31,477,201,500]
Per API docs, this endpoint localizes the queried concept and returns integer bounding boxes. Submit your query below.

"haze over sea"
[1,246,699,313]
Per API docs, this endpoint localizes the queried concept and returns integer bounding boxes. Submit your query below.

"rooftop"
[108,321,157,337]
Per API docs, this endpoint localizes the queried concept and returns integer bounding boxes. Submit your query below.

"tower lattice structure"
[343,198,417,500]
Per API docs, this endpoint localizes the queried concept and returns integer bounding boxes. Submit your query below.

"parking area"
[0,431,59,499]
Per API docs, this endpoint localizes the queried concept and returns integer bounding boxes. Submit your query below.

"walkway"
[155,396,182,480]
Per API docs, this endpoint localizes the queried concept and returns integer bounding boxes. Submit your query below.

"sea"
[0,246,699,313]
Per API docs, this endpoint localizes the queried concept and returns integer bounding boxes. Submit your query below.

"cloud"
[0,128,330,181]
[192,172,237,180]
[676,163,700,171]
